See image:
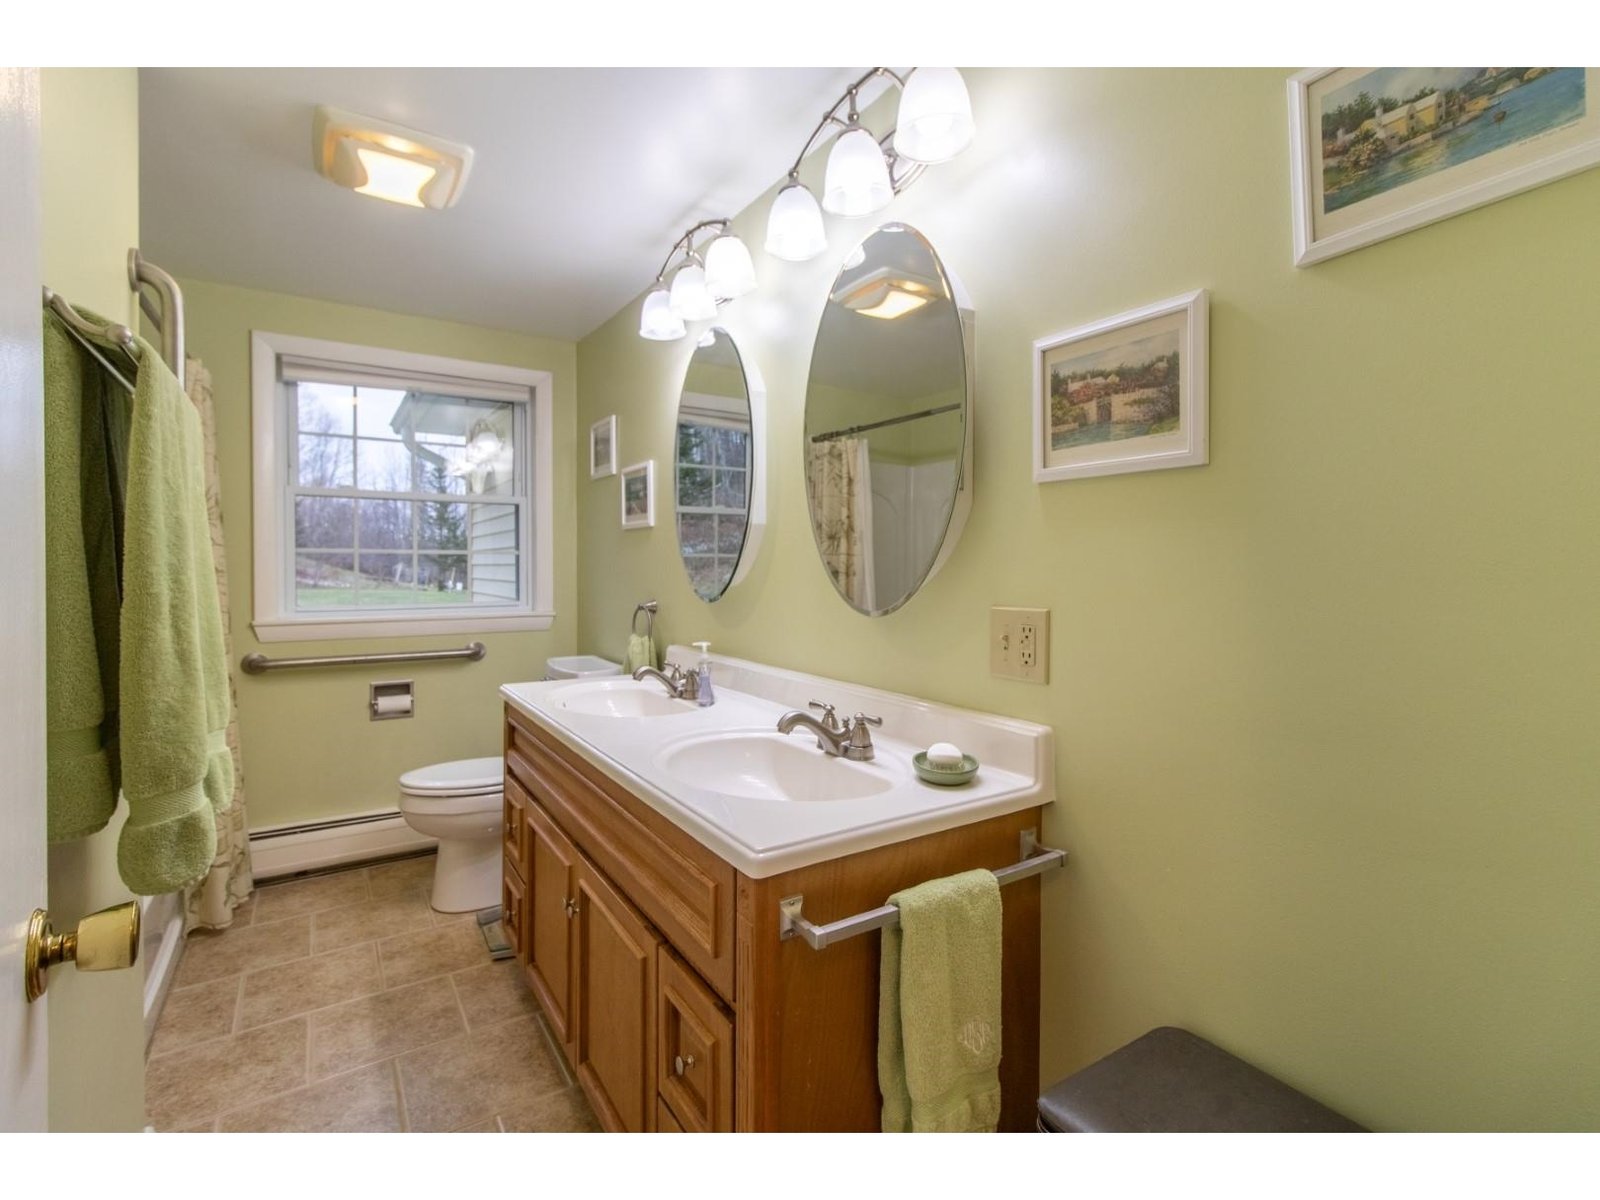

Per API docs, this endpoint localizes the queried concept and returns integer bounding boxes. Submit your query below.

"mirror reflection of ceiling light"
[314,105,474,210]
[852,284,932,320]
[831,265,941,320]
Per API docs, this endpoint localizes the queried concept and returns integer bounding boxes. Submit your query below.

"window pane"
[716,514,747,555]
[297,435,353,488]
[714,468,748,510]
[714,428,750,469]
[416,459,468,498]
[419,554,471,601]
[419,501,470,550]
[354,552,417,604]
[295,497,353,549]
[356,437,416,492]
[678,422,712,465]
[357,499,411,551]
[678,514,715,555]
[353,388,406,440]
[296,383,354,437]
[295,552,356,607]
[678,466,712,507]
[684,556,726,601]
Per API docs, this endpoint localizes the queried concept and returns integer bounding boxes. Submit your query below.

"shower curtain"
[806,437,876,611]
[182,358,254,930]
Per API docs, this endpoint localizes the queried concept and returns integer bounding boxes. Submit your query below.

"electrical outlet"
[991,607,1049,683]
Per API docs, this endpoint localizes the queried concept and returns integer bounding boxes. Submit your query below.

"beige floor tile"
[252,871,371,923]
[378,921,490,989]
[308,977,465,1080]
[451,960,539,1031]
[175,915,312,987]
[366,855,438,900]
[498,1087,601,1133]
[311,889,436,954]
[175,1119,219,1133]
[227,897,256,928]
[431,907,478,926]
[534,1012,577,1088]
[218,1061,402,1133]
[145,1018,308,1131]
[238,943,384,1030]
[454,1119,501,1132]
[396,1015,569,1132]
[149,975,242,1058]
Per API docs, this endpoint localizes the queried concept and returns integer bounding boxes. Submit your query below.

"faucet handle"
[808,700,842,730]
[849,712,883,729]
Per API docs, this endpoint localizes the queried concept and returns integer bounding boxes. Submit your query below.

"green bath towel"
[114,337,231,895]
[624,631,658,674]
[43,311,126,841]
[878,869,1004,1132]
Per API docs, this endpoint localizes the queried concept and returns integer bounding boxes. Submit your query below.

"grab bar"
[777,830,1066,950]
[241,641,486,675]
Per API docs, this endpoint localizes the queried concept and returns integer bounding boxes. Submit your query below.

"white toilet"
[397,757,504,913]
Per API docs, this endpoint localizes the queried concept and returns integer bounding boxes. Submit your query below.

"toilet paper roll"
[373,694,413,716]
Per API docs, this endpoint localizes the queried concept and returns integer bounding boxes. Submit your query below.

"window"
[251,332,553,641]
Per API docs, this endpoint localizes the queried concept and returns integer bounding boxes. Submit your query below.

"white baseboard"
[249,809,437,880]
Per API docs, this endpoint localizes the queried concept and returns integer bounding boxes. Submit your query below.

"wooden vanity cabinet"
[503,704,1043,1133]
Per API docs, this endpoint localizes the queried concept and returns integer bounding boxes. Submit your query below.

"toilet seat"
[398,756,503,798]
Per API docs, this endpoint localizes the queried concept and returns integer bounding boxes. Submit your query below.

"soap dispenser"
[693,641,715,707]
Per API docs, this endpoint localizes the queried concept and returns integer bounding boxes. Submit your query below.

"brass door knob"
[24,901,140,1003]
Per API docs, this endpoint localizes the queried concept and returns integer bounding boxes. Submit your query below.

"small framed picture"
[620,460,655,529]
[1033,290,1208,483]
[1289,68,1600,266]
[589,415,617,479]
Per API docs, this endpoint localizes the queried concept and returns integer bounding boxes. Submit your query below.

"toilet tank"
[544,655,623,680]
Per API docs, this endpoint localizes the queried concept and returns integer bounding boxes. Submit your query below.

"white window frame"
[250,330,554,642]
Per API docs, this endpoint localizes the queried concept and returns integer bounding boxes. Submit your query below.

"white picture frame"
[620,460,654,530]
[589,414,617,479]
[1289,67,1600,267]
[1032,290,1208,484]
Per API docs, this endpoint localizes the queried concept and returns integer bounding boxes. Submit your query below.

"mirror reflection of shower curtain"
[806,437,875,611]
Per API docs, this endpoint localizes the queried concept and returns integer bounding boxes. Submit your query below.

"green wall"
[575,68,1600,1130]
[181,279,578,829]
[40,66,146,1133]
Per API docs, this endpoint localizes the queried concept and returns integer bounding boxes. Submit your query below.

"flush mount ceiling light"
[637,219,754,342]
[763,67,975,261]
[831,265,942,320]
[313,105,474,210]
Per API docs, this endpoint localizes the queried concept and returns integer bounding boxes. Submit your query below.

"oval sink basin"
[558,680,694,718]
[654,732,896,803]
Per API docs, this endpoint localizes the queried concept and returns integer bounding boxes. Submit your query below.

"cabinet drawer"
[505,707,736,1002]
[503,774,529,877]
[501,866,525,960]
[657,948,734,1133]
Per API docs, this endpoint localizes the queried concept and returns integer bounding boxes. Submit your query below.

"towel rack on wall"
[241,641,487,675]
[632,599,657,639]
[777,829,1067,950]
[128,248,184,372]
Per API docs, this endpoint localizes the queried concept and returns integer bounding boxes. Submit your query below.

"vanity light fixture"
[762,67,974,262]
[313,105,474,210]
[638,219,753,342]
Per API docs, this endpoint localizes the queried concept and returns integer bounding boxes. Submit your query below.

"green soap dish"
[912,751,979,787]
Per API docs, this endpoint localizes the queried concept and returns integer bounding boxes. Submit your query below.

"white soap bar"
[927,741,964,766]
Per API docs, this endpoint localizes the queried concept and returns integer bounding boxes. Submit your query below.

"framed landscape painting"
[1032,290,1208,483]
[1290,68,1600,265]
[589,414,617,479]
[620,460,654,529]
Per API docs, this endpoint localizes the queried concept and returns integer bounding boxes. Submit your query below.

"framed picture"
[1289,68,1600,266]
[589,415,617,479]
[1032,290,1208,484]
[620,460,654,529]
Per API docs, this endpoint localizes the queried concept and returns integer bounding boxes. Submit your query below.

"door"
[573,858,660,1133]
[0,66,48,1131]
[524,797,577,1055]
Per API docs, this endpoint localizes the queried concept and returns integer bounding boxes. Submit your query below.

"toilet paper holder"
[370,680,415,721]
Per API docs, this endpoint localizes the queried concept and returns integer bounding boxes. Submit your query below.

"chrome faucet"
[777,704,883,762]
[632,662,699,702]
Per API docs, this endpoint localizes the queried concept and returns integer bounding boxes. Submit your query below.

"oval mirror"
[675,328,765,602]
[803,223,973,616]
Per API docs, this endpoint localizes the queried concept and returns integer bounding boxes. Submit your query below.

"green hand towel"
[878,869,1004,1132]
[43,311,125,841]
[115,338,231,895]
[624,631,657,674]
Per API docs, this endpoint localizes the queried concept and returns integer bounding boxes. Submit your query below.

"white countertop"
[500,647,1054,879]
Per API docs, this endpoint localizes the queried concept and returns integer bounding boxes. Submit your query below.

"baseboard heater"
[249,808,436,880]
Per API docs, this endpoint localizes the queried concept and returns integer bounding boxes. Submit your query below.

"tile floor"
[147,853,599,1133]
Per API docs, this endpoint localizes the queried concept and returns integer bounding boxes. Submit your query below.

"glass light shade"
[703,234,757,300]
[823,128,894,216]
[668,264,717,322]
[764,182,828,262]
[893,68,975,164]
[639,287,686,341]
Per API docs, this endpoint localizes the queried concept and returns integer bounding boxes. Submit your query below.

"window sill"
[252,611,555,643]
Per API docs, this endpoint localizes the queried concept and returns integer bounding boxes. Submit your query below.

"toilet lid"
[399,757,504,796]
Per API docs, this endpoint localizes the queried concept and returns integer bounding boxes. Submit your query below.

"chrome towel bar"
[241,641,486,675]
[777,829,1066,950]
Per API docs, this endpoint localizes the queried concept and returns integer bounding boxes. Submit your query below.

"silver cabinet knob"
[673,1053,696,1075]
[563,897,578,919]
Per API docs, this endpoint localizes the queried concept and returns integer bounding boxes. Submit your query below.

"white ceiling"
[138,68,863,341]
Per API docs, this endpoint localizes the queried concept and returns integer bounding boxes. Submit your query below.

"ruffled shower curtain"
[182,358,253,930]
[806,437,876,611]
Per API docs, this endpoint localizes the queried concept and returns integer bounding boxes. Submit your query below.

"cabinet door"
[574,859,661,1133]
[524,799,578,1058]
[658,948,735,1132]
[503,774,529,877]
[500,867,525,961]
